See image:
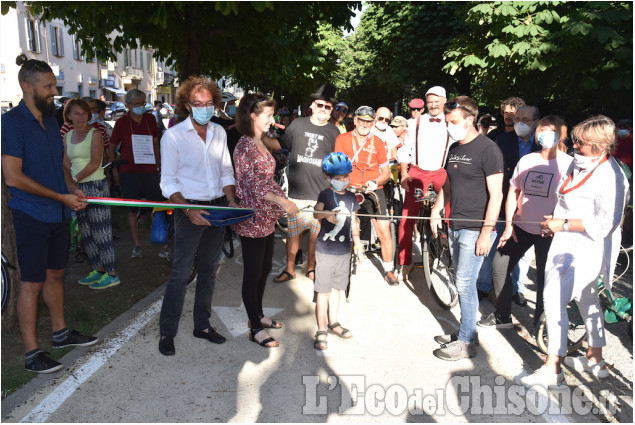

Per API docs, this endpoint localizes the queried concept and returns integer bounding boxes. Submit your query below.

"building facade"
[0,2,176,108]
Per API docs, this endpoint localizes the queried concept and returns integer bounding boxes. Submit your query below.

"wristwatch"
[562,219,570,232]
[72,175,78,183]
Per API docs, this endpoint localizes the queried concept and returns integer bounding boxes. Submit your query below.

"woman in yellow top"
[62,99,119,289]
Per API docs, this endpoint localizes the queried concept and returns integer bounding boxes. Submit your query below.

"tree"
[442,1,633,121]
[22,1,360,96]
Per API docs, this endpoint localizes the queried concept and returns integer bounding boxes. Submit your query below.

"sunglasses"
[376,117,391,122]
[445,102,474,116]
[571,135,588,147]
[411,108,423,112]
[334,106,348,113]
[314,102,332,111]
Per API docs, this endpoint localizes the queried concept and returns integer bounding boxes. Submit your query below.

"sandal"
[273,271,295,283]
[314,330,328,350]
[248,315,282,329]
[328,322,353,339]
[249,328,279,348]
[305,269,316,281]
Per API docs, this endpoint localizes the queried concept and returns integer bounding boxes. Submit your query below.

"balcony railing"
[123,66,143,80]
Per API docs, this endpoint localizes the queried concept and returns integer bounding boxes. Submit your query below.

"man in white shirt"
[397,86,453,279]
[157,76,238,356]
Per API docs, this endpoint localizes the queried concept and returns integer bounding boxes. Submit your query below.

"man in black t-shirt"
[263,84,340,283]
[430,96,504,362]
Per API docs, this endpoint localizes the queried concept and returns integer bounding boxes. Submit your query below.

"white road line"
[20,298,163,423]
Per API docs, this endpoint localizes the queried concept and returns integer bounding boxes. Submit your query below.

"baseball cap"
[354,106,375,121]
[390,116,408,127]
[426,86,447,98]
[335,100,348,108]
[409,98,424,109]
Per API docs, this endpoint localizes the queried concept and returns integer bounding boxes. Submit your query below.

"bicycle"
[1,252,15,313]
[272,149,290,235]
[415,184,459,310]
[534,245,633,355]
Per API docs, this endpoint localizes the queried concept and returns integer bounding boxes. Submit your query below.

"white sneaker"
[519,366,566,389]
[564,357,611,378]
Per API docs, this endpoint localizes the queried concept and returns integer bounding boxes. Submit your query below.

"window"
[50,26,64,57]
[139,51,143,71]
[26,19,42,52]
[147,53,151,71]
[123,48,129,67]
[72,35,83,60]
[89,90,96,98]
[86,50,95,63]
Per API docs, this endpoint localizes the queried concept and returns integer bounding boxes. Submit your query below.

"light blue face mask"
[537,130,559,149]
[191,106,214,125]
[88,113,99,124]
[226,105,237,117]
[132,105,146,116]
[618,129,630,138]
[331,177,349,192]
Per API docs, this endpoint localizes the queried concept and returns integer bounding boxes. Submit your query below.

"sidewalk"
[2,232,625,422]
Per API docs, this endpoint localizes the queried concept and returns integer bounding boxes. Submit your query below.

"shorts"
[315,250,351,293]
[286,197,320,237]
[359,188,389,221]
[119,172,165,212]
[11,209,69,282]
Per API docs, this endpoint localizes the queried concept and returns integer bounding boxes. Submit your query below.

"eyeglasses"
[377,117,390,122]
[411,108,423,112]
[334,106,348,113]
[445,102,474,117]
[189,101,215,108]
[314,102,332,111]
[571,135,588,147]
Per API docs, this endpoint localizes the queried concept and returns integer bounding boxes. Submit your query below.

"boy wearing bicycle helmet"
[312,153,364,350]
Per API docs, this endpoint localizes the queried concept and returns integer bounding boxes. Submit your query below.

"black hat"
[310,84,337,105]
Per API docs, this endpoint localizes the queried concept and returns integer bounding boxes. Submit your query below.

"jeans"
[159,209,223,337]
[448,227,486,344]
[476,221,530,295]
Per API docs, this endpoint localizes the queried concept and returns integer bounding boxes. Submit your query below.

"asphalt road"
[1,232,631,423]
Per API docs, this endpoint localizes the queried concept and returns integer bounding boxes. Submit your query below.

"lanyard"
[559,155,608,194]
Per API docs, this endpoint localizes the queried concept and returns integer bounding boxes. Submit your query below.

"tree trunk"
[1,175,20,330]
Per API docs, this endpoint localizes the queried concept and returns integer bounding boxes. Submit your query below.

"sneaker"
[51,329,99,348]
[564,357,611,378]
[78,270,104,285]
[519,365,566,388]
[131,245,142,259]
[433,339,477,361]
[89,274,121,290]
[158,246,170,260]
[25,351,63,374]
[478,312,514,329]
[401,263,415,281]
[434,333,480,345]
[384,271,399,286]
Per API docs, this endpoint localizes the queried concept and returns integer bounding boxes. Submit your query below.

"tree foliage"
[23,1,360,99]
[442,1,633,120]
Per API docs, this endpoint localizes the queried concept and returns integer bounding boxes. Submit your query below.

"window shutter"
[50,25,57,56]
[25,19,32,51]
[58,27,64,56]
[37,21,43,52]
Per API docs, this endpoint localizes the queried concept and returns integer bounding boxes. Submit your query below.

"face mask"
[88,113,99,124]
[226,105,236,117]
[331,177,349,191]
[132,106,146,116]
[537,131,559,149]
[618,129,629,138]
[375,122,387,131]
[190,106,214,125]
[447,122,469,141]
[514,122,533,138]
[573,152,602,169]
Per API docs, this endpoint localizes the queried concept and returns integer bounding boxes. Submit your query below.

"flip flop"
[273,271,295,283]
[305,269,316,281]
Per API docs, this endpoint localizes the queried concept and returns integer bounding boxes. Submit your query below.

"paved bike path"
[2,233,599,422]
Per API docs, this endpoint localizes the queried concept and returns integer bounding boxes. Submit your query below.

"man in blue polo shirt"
[1,55,98,374]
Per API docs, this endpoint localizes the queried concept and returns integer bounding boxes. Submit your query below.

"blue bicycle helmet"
[323,152,353,175]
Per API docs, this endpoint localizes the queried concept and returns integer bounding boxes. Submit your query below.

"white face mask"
[375,122,387,131]
[537,131,559,149]
[331,177,349,191]
[573,152,602,169]
[447,121,469,141]
[514,122,534,138]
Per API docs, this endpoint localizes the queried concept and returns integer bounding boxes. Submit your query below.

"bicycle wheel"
[422,225,459,309]
[535,302,587,355]
[275,216,288,235]
[1,253,11,314]
[222,227,234,258]
[389,220,398,264]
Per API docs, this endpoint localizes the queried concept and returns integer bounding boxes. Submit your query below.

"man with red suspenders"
[397,86,454,280]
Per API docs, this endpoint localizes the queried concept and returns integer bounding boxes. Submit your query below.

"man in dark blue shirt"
[1,55,98,374]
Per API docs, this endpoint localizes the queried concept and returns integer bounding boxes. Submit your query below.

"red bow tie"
[429,118,442,123]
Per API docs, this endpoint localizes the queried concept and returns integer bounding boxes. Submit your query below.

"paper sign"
[132,134,156,164]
